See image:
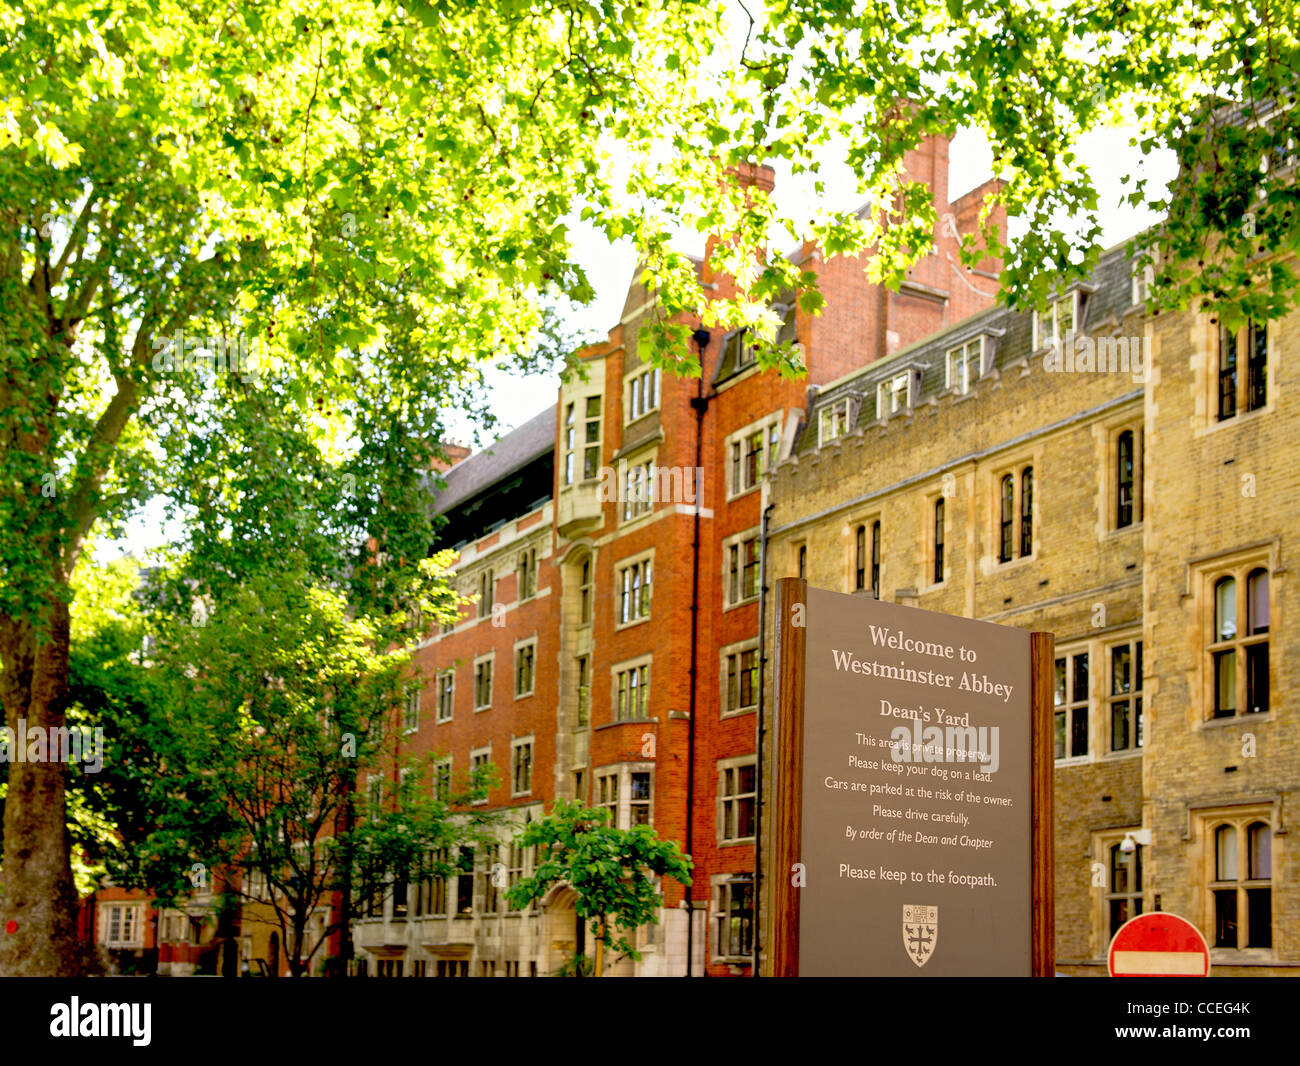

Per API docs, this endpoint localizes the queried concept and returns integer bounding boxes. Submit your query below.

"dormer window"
[877,373,911,417]
[946,337,984,395]
[724,329,756,370]
[818,398,852,446]
[1033,292,1079,353]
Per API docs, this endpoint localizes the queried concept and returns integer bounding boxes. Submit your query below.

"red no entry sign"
[1108,912,1211,977]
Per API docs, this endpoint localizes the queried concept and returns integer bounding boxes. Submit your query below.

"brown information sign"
[771,579,1054,977]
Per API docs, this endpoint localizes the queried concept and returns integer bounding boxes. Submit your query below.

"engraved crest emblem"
[902,904,938,968]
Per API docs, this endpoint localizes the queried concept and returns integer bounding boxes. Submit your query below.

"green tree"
[4,0,1294,975]
[0,0,737,973]
[130,563,498,977]
[716,0,1300,338]
[505,800,692,977]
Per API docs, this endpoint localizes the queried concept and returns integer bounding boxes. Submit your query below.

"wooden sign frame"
[770,577,1055,977]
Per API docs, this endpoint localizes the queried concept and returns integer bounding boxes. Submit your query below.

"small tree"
[505,800,691,977]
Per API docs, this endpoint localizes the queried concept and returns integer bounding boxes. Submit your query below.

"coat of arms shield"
[902,904,938,968]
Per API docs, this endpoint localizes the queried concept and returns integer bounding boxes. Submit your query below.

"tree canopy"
[2,0,1295,974]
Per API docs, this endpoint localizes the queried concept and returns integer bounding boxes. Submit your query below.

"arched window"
[998,475,1014,562]
[1019,467,1034,557]
[1212,577,1236,717]
[854,525,866,591]
[1116,430,1135,528]
[1248,822,1271,880]
[933,497,945,584]
[1247,569,1269,635]
[870,521,881,599]
[1211,818,1272,949]
[1215,825,1238,881]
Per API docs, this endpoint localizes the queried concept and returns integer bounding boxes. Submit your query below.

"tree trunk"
[0,591,82,976]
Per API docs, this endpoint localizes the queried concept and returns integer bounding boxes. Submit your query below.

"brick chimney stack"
[430,442,471,474]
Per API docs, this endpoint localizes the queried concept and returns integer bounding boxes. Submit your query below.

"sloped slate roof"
[428,403,557,515]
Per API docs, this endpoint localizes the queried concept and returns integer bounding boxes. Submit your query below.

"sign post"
[770,578,1054,976]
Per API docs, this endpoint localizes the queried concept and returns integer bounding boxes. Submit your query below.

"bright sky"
[452,122,1175,442]
[99,115,1176,562]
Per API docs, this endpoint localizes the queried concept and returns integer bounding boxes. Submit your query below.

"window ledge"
[1054,755,1091,768]
[1200,712,1271,731]
[514,690,535,701]
[1101,522,1143,542]
[474,705,491,713]
[718,838,756,848]
[993,553,1037,573]
[594,716,658,732]
[619,510,657,530]
[725,485,762,505]
[614,615,653,633]
[723,596,760,613]
[721,706,757,720]
[1202,405,1273,437]
[1103,748,1144,761]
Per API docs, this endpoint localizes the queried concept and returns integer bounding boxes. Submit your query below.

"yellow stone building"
[762,243,1298,974]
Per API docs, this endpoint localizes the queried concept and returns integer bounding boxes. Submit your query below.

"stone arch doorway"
[541,885,587,976]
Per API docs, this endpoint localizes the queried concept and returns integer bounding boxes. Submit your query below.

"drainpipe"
[753,500,775,974]
[685,326,712,977]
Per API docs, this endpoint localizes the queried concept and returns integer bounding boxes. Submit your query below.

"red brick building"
[351,132,1004,976]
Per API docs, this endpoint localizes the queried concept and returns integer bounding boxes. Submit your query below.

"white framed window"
[945,336,984,394]
[514,639,536,698]
[720,640,759,715]
[434,757,452,802]
[581,396,602,480]
[563,402,576,484]
[436,671,454,723]
[594,764,653,828]
[626,366,661,422]
[1130,260,1155,306]
[713,876,755,961]
[877,372,911,417]
[511,737,534,796]
[577,553,594,625]
[613,656,651,721]
[1033,291,1078,353]
[470,746,491,805]
[727,416,782,497]
[575,654,591,727]
[724,529,761,607]
[617,554,653,626]
[1054,648,1090,761]
[565,396,603,482]
[622,457,655,522]
[473,654,494,711]
[723,328,756,370]
[818,398,851,445]
[1107,637,1143,753]
[366,774,383,819]
[596,770,619,823]
[402,689,420,734]
[478,569,494,617]
[718,757,757,843]
[102,903,143,948]
[516,547,537,601]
